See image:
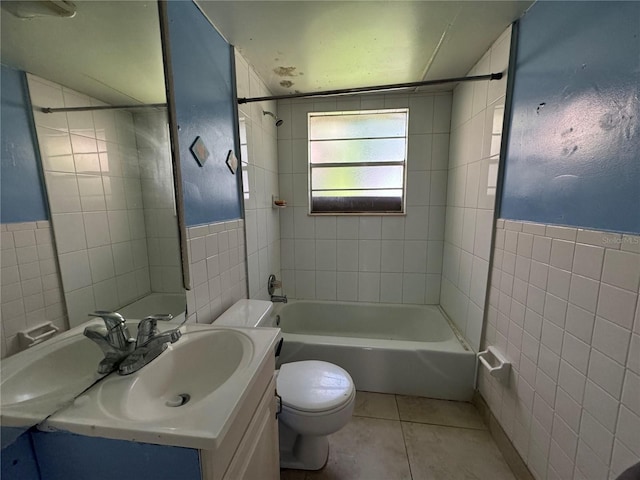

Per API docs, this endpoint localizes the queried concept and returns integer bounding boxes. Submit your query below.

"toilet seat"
[277,361,355,414]
[280,390,355,418]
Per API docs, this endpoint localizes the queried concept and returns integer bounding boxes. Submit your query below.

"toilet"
[276,360,355,469]
[214,299,356,470]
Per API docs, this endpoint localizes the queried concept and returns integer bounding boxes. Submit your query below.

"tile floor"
[280,392,516,480]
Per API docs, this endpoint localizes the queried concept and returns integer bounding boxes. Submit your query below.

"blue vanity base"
[1,430,202,480]
[1,430,40,480]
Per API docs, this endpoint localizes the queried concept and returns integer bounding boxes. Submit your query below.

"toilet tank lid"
[214,299,273,327]
[277,361,354,413]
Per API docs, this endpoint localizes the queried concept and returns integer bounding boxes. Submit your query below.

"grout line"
[396,395,415,480]
[354,397,487,430]
[351,413,400,421]
[394,393,401,421]
[399,419,488,432]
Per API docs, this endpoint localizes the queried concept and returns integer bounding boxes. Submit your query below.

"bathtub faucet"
[271,294,288,303]
[268,274,288,303]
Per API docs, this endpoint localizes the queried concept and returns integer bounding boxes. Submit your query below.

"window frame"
[307,108,409,216]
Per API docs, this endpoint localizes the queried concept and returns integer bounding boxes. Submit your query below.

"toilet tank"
[214,299,275,327]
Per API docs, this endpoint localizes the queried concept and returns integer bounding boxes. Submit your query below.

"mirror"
[1,0,185,329]
[0,1,186,426]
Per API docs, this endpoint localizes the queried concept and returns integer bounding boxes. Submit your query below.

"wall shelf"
[272,195,287,209]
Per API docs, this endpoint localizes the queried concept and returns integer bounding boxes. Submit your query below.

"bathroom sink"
[0,331,106,426]
[42,325,281,450]
[0,318,154,427]
[96,328,254,422]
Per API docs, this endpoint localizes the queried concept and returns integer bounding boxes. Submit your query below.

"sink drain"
[166,393,191,407]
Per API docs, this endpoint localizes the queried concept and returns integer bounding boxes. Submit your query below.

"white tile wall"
[480,219,640,480]
[134,110,183,294]
[277,92,451,304]
[27,74,183,328]
[185,220,247,323]
[441,26,512,351]
[0,221,67,357]
[235,51,281,301]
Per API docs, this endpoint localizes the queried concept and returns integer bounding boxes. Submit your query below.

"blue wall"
[166,1,241,226]
[500,2,640,234]
[1,65,49,224]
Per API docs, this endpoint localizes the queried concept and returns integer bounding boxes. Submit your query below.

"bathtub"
[273,300,476,401]
[118,293,186,322]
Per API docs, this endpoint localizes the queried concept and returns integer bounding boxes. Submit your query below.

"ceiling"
[0,1,532,106]
[1,1,166,105]
[197,1,533,97]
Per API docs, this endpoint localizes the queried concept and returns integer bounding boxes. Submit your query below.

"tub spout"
[271,294,288,303]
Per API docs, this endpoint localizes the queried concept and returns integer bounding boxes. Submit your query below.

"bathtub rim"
[272,299,473,353]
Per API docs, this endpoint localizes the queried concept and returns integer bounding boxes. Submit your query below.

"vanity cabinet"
[2,325,282,480]
[200,352,280,480]
[5,371,279,480]
[1,430,40,480]
[222,376,279,480]
[29,430,201,480]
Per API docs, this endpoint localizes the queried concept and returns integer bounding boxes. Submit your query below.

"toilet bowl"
[277,360,355,470]
[214,299,356,471]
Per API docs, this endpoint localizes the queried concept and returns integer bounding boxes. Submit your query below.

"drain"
[165,393,191,407]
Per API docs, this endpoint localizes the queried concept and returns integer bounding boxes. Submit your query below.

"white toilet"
[215,300,356,470]
[276,360,355,469]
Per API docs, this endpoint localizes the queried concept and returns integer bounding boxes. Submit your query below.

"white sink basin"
[96,328,253,422]
[0,331,105,426]
[0,318,154,427]
[42,325,281,450]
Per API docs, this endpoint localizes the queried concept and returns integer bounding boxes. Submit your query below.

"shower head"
[263,110,283,127]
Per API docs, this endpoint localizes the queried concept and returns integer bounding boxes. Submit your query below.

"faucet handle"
[89,311,126,328]
[136,314,174,345]
[88,311,133,349]
[137,317,159,342]
[268,274,282,295]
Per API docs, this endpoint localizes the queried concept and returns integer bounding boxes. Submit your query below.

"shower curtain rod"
[238,72,503,104]
[41,103,167,114]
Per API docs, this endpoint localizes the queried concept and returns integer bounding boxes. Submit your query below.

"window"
[308,109,408,214]
[239,118,250,200]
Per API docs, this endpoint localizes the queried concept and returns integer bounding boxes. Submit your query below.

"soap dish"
[478,346,511,382]
[272,195,287,208]
[18,321,59,349]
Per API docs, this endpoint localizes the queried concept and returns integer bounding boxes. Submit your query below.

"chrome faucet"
[268,274,288,303]
[135,314,176,345]
[84,311,183,375]
[84,311,136,374]
[118,314,181,375]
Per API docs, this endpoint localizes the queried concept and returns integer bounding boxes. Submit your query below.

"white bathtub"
[118,293,186,322]
[273,300,476,401]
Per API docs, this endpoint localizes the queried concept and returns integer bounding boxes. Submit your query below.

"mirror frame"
[158,0,190,290]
